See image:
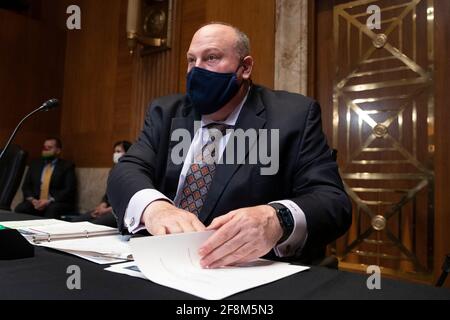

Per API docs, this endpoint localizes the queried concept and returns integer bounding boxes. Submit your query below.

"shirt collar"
[44,158,58,165]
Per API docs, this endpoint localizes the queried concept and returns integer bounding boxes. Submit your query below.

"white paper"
[0,219,69,230]
[20,221,117,236]
[35,235,132,264]
[105,262,147,280]
[4,220,131,264]
[130,231,309,300]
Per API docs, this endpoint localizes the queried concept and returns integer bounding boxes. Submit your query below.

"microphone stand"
[0,100,57,260]
[0,100,58,161]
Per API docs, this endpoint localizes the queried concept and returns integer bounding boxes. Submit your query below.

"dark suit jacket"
[22,158,77,205]
[107,85,352,263]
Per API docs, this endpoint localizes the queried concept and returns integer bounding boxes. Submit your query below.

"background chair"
[436,254,450,287]
[0,145,28,211]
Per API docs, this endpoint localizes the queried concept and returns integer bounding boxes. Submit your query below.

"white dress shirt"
[124,92,308,257]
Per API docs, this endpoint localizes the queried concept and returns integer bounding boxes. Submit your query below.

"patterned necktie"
[40,163,54,200]
[176,123,233,216]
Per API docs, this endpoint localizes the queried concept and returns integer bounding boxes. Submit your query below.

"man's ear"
[241,56,254,80]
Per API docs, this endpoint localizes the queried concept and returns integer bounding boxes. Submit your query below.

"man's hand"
[199,205,283,269]
[34,199,51,211]
[92,202,112,217]
[30,198,39,208]
[141,200,206,236]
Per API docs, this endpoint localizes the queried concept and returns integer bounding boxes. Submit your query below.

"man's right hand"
[141,200,206,236]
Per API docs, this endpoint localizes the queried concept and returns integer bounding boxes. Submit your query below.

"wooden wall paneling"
[111,0,135,145]
[433,0,450,287]
[129,0,183,138]
[39,0,72,30]
[313,1,334,141]
[61,0,122,167]
[205,0,276,89]
[0,9,66,161]
[177,0,207,93]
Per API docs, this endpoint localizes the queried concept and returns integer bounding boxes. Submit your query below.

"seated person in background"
[74,141,132,227]
[15,137,76,219]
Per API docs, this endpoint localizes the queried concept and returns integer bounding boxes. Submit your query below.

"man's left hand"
[199,205,283,269]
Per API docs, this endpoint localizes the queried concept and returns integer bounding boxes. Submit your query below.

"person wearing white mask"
[73,141,132,227]
[113,141,129,164]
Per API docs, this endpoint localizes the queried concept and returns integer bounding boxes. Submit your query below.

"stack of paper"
[1,220,131,264]
[0,219,70,230]
[109,231,310,300]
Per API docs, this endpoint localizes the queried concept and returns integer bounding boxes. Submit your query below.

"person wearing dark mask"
[15,138,77,218]
[107,23,352,268]
[73,140,132,227]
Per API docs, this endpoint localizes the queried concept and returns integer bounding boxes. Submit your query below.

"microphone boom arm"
[0,100,58,161]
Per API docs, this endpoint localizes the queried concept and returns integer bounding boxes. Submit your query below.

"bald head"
[187,23,252,74]
[199,22,250,58]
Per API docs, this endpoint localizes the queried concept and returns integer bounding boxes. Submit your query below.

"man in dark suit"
[15,137,76,218]
[107,23,352,268]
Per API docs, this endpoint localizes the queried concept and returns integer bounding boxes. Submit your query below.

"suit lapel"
[51,159,60,183]
[163,104,197,200]
[199,87,266,222]
[34,160,46,196]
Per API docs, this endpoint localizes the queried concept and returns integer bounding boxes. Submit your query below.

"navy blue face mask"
[186,65,243,115]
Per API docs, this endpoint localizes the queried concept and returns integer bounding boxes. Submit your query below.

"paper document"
[36,234,132,264]
[5,220,131,264]
[19,221,118,241]
[0,219,69,230]
[130,231,309,300]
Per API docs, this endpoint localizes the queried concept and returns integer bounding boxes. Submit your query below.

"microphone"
[40,98,59,112]
[0,99,60,161]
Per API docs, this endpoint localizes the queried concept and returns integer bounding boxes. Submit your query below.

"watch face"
[280,208,294,228]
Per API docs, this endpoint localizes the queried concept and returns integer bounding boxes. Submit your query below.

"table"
[1,211,449,300]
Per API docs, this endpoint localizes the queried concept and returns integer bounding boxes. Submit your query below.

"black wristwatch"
[269,203,294,244]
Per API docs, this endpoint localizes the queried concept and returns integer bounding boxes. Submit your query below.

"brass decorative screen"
[332,0,434,280]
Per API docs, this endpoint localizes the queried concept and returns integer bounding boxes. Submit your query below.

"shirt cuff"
[271,200,308,258]
[124,189,173,234]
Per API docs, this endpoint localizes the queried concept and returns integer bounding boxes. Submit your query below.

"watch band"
[269,203,294,244]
